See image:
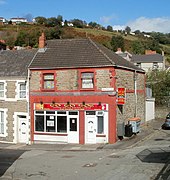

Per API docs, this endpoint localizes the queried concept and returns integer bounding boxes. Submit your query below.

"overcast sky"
[0,0,170,33]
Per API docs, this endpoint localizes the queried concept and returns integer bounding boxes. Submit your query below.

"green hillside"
[0,24,170,63]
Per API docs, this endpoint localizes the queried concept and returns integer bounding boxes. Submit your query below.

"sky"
[0,0,170,33]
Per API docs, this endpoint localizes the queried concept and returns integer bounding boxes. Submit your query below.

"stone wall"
[30,71,41,91]
[56,70,78,90]
[115,69,145,124]
[96,69,112,89]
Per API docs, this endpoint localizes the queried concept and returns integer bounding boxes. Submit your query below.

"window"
[136,63,141,68]
[81,72,94,89]
[97,116,104,134]
[0,82,5,98]
[153,62,159,69]
[35,115,44,131]
[57,116,67,132]
[43,74,54,90]
[46,115,55,132]
[0,111,4,135]
[18,83,26,99]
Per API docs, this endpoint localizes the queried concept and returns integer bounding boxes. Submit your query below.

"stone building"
[28,34,145,144]
[0,49,37,143]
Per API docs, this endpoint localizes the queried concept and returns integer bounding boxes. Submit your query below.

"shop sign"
[117,87,126,105]
[35,103,107,111]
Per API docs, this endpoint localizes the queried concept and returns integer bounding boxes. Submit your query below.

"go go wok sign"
[35,103,107,111]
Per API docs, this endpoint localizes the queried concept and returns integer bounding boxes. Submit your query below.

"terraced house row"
[0,33,145,144]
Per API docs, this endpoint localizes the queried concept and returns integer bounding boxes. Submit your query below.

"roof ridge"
[88,38,115,65]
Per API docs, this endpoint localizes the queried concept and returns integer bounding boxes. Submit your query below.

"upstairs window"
[18,83,26,99]
[81,72,94,89]
[0,82,5,98]
[43,74,54,90]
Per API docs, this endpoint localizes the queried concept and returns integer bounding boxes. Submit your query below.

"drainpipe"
[134,71,138,117]
[27,68,31,145]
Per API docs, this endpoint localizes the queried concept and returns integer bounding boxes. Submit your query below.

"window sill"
[41,89,55,92]
[34,132,68,136]
[80,88,95,91]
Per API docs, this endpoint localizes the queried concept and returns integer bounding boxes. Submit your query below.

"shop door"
[68,116,79,143]
[18,116,27,143]
[86,116,96,144]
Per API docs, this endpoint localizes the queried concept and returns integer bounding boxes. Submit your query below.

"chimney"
[117,48,122,52]
[145,50,156,55]
[39,32,46,49]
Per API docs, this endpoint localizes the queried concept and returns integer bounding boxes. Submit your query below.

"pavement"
[0,118,165,151]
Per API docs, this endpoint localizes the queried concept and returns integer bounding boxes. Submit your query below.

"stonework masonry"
[6,81,16,98]
[115,69,145,124]
[30,71,41,91]
[56,70,78,90]
[96,69,112,90]
[0,98,27,142]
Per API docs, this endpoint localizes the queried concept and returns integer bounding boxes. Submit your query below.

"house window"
[81,72,94,89]
[18,83,26,99]
[153,62,159,69]
[136,63,141,68]
[43,74,54,89]
[0,111,4,135]
[0,82,5,98]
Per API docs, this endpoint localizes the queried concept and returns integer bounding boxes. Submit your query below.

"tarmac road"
[0,118,169,180]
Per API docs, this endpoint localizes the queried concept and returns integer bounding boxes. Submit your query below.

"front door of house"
[68,112,79,143]
[85,112,96,144]
[18,116,27,143]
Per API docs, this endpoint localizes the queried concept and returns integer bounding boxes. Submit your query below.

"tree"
[46,17,58,27]
[125,26,131,34]
[147,70,170,106]
[107,25,113,32]
[34,16,47,25]
[71,19,85,28]
[110,35,125,51]
[131,40,145,54]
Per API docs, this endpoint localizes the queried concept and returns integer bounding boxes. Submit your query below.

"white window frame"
[81,72,94,89]
[16,81,27,100]
[0,81,6,100]
[0,108,7,137]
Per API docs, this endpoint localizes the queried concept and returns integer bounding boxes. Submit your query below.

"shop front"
[33,102,108,144]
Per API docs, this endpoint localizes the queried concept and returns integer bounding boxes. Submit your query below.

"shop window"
[0,111,4,135]
[69,111,78,115]
[57,116,67,132]
[81,72,94,89]
[46,111,55,114]
[43,74,54,90]
[35,115,44,131]
[0,82,5,98]
[46,115,55,132]
[86,111,96,115]
[57,111,66,114]
[97,116,104,134]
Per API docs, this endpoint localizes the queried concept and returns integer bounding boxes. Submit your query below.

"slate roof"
[29,38,144,72]
[131,54,163,63]
[0,49,37,77]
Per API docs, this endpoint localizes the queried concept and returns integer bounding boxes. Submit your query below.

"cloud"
[127,17,170,33]
[100,14,118,25]
[0,0,6,5]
